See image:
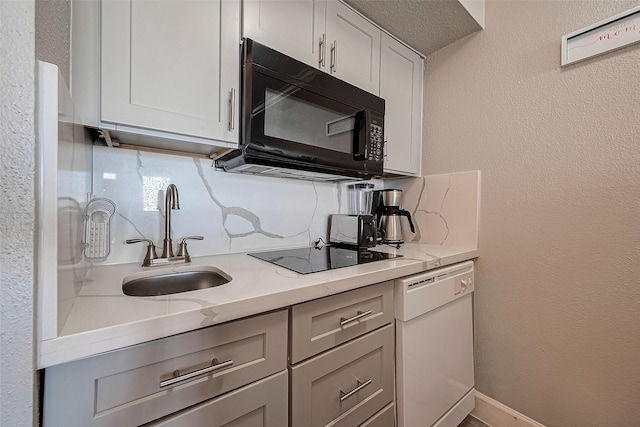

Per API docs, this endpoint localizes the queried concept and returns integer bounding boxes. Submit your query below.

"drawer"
[290,280,394,363]
[360,403,395,427]
[43,310,287,427]
[290,324,394,427]
[149,370,288,427]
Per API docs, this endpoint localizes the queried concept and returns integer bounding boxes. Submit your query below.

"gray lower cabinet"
[149,370,288,427]
[43,282,396,426]
[361,403,396,427]
[289,281,395,427]
[290,324,394,426]
[42,310,288,426]
[289,280,394,364]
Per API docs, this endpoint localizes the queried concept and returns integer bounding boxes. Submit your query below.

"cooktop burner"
[249,246,402,275]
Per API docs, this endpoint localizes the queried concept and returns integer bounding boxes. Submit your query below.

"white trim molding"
[471,391,547,427]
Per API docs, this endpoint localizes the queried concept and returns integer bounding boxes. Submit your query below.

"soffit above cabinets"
[343,0,483,56]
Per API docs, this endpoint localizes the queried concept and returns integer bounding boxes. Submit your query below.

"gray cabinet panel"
[96,332,265,413]
[43,310,287,426]
[290,324,394,427]
[149,370,288,427]
[360,403,395,427]
[290,281,394,363]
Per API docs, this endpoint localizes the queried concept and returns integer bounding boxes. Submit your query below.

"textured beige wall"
[0,0,37,425]
[423,1,640,426]
[35,0,70,84]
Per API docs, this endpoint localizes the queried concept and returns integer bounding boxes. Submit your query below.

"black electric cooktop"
[248,246,402,275]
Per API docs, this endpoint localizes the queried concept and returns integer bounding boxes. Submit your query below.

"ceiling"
[343,0,482,56]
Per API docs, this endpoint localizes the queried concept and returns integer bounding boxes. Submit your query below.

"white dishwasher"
[395,260,475,427]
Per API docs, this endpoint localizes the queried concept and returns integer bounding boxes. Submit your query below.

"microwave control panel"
[369,123,383,162]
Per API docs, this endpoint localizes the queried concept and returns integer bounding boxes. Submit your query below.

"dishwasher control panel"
[395,260,474,322]
[454,272,474,296]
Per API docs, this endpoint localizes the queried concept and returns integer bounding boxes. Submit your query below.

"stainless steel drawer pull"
[340,378,372,401]
[159,358,234,388]
[340,310,373,326]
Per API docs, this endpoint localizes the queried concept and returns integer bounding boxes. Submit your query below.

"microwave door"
[352,110,367,161]
[248,71,366,170]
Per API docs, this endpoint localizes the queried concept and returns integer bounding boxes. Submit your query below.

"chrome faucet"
[127,184,203,267]
[161,184,180,258]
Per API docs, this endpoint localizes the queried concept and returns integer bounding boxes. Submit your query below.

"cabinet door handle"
[159,358,233,388]
[330,40,337,73]
[340,309,373,326]
[228,88,236,131]
[319,34,326,67]
[340,378,372,401]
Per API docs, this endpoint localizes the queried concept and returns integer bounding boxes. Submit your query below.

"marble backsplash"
[396,170,481,248]
[91,146,479,265]
[93,146,384,265]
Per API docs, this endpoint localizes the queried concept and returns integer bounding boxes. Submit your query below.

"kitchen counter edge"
[38,244,477,369]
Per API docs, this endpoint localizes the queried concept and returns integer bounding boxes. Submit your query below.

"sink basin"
[122,266,232,297]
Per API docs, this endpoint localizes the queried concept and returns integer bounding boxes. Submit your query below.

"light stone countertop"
[38,243,477,369]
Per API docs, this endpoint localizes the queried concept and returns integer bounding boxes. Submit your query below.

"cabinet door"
[43,310,287,427]
[243,0,326,68]
[290,324,394,427]
[290,280,394,364]
[101,0,239,143]
[325,0,381,95]
[380,34,423,176]
[149,371,288,427]
[360,403,395,427]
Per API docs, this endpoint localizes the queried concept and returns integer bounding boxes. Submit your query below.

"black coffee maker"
[372,189,415,246]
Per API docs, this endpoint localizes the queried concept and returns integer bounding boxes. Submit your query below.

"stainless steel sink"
[122,266,231,297]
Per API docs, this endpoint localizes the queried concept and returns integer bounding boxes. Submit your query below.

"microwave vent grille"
[234,163,355,183]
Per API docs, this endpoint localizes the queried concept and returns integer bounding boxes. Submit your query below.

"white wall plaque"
[561,5,640,67]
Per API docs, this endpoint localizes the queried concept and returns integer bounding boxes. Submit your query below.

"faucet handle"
[176,236,204,262]
[126,238,158,267]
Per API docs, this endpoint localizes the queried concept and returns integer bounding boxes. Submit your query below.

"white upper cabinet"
[242,0,380,94]
[380,34,423,176]
[72,0,470,167]
[100,0,240,145]
[325,1,380,95]
[243,0,326,69]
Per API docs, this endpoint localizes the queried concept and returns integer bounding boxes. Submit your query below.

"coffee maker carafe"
[373,189,415,246]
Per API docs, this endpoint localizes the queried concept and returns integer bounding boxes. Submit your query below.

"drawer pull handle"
[160,358,234,388]
[340,378,372,402]
[340,310,373,327]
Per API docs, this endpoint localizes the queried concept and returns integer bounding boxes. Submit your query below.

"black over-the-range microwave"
[215,38,385,182]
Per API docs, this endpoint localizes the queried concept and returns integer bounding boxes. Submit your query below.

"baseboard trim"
[470,391,546,427]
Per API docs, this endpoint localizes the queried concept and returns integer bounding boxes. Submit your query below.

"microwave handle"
[353,110,367,161]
